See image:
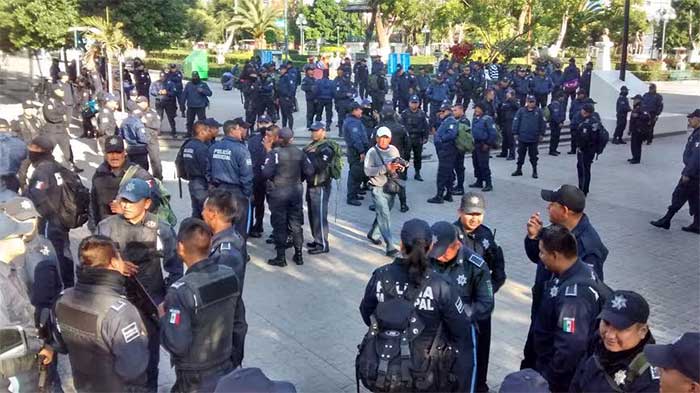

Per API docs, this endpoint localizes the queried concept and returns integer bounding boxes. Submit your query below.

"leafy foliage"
[297,0,364,44]
[0,0,78,51]
[226,0,282,48]
[82,15,133,59]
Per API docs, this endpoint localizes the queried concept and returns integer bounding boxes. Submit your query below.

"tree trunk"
[553,10,569,54]
[363,3,378,53]
[376,13,390,49]
[518,3,528,35]
[222,28,236,52]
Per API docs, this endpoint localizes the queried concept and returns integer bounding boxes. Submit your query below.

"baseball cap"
[400,219,432,246]
[687,109,700,118]
[526,95,536,102]
[361,98,373,107]
[348,101,362,112]
[439,101,452,111]
[257,115,272,124]
[582,103,595,113]
[460,192,485,214]
[409,95,420,103]
[204,118,223,128]
[645,333,700,382]
[620,85,629,92]
[375,126,391,138]
[499,369,549,393]
[309,121,326,131]
[105,135,125,153]
[0,197,39,221]
[30,135,56,152]
[396,64,403,70]
[0,211,34,240]
[232,117,251,129]
[117,178,151,202]
[214,367,296,393]
[278,127,294,140]
[541,185,586,213]
[429,221,458,259]
[598,290,649,329]
[169,63,177,68]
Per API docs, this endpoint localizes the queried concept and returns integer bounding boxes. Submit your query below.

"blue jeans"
[369,186,397,252]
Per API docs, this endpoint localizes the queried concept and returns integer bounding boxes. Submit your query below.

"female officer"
[359,218,475,392]
[570,290,660,392]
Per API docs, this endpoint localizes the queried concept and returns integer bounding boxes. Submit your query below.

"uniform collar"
[224,135,244,144]
[211,226,238,247]
[556,259,586,280]
[186,257,217,274]
[75,267,127,296]
[571,214,591,237]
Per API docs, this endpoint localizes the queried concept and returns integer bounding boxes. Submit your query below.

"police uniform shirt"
[400,108,429,138]
[0,260,34,327]
[139,108,161,132]
[682,127,700,178]
[210,226,246,287]
[26,158,64,224]
[455,222,506,293]
[208,136,254,197]
[261,145,312,187]
[303,141,335,187]
[42,98,69,130]
[97,107,118,136]
[15,235,62,313]
[182,138,211,181]
[533,260,601,392]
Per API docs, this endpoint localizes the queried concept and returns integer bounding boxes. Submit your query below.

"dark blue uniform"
[456,73,476,107]
[210,226,246,287]
[316,77,335,128]
[470,114,497,189]
[343,116,370,202]
[497,98,519,158]
[512,107,546,174]
[166,70,184,114]
[663,126,700,225]
[397,73,417,112]
[426,81,449,126]
[354,62,369,99]
[182,80,212,137]
[547,99,566,154]
[301,75,318,128]
[334,76,356,134]
[277,72,297,129]
[641,92,663,142]
[181,138,210,219]
[614,94,632,142]
[400,108,429,177]
[416,74,431,111]
[529,75,553,108]
[629,103,652,162]
[568,97,590,154]
[574,114,604,194]
[359,260,476,392]
[533,260,604,392]
[303,139,336,251]
[434,115,459,199]
[512,75,531,104]
[248,130,267,235]
[254,76,277,123]
[453,115,471,191]
[209,136,254,246]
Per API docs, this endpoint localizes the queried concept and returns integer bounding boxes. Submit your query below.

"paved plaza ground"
[1,64,699,392]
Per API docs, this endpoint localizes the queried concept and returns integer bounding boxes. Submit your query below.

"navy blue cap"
[348,101,362,111]
[541,185,586,213]
[117,178,151,202]
[688,109,700,118]
[105,135,125,153]
[499,369,549,393]
[400,219,432,246]
[278,127,294,140]
[645,333,700,382]
[409,95,420,103]
[361,98,373,107]
[429,221,458,259]
[104,93,117,102]
[598,290,649,329]
[308,121,326,131]
[526,94,537,102]
[439,101,452,111]
[30,135,55,152]
[204,118,223,128]
[396,64,403,70]
[582,103,595,113]
[215,367,296,393]
[620,85,629,92]
[257,115,272,124]
[0,211,34,239]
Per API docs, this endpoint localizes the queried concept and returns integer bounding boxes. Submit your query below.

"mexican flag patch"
[169,309,181,326]
[562,317,576,333]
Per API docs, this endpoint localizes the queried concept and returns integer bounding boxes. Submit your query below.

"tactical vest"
[92,167,124,223]
[402,110,425,134]
[55,288,144,392]
[269,146,304,188]
[171,264,240,371]
[17,117,43,142]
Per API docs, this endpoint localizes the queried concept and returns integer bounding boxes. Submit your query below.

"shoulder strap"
[593,355,624,393]
[373,146,387,166]
[626,352,651,385]
[119,165,141,187]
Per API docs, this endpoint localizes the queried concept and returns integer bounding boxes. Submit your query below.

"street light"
[296,13,307,55]
[422,26,431,56]
[659,7,677,59]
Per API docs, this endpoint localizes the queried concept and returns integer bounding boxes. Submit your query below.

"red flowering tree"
[448,42,474,63]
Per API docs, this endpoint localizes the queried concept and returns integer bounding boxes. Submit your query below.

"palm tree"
[82,9,133,94]
[226,0,281,49]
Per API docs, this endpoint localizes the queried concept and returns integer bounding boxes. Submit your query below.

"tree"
[0,0,78,51]
[226,0,281,49]
[183,7,218,43]
[664,0,700,49]
[82,13,133,92]
[297,0,363,45]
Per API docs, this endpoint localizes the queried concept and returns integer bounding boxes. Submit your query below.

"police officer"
[247,116,273,238]
[301,68,319,129]
[344,102,370,206]
[456,66,476,107]
[451,103,471,195]
[209,118,254,247]
[181,121,214,219]
[426,74,450,127]
[400,95,429,181]
[547,91,566,156]
[0,119,27,198]
[97,178,183,391]
[627,94,652,164]
[644,332,700,392]
[43,85,82,173]
[416,68,431,112]
[240,66,259,125]
[96,93,119,151]
[25,135,76,288]
[334,67,356,135]
[512,95,546,179]
[88,135,160,233]
[276,64,296,129]
[574,103,603,195]
[397,66,417,112]
[390,65,404,110]
[354,58,369,99]
[367,67,388,113]
[444,67,458,103]
[430,220,494,391]
[567,89,590,155]
[470,102,497,192]
[531,224,605,392]
[428,103,458,204]
[496,88,519,160]
[641,84,664,144]
[54,235,150,392]
[512,67,531,105]
[160,219,246,392]
[570,290,660,393]
[204,190,246,282]
[150,71,178,137]
[360,99,379,136]
[650,109,700,233]
[120,109,151,172]
[454,193,506,393]
[183,71,213,137]
[529,66,553,108]
[133,96,164,180]
[132,58,151,98]
[612,86,631,144]
[11,100,44,143]
[303,122,336,254]
[262,127,310,267]
[166,63,186,117]
[521,185,608,369]
[359,218,475,392]
[315,73,335,129]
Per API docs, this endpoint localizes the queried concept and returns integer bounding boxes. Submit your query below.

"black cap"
[348,101,362,112]
[257,115,272,124]
[204,118,223,128]
[232,117,251,129]
[30,135,55,152]
[620,86,629,92]
[396,64,403,70]
[409,95,420,103]
[460,192,485,214]
[278,127,294,140]
[526,94,537,102]
[632,94,643,100]
[429,221,458,259]
[687,109,700,118]
[308,121,326,131]
[582,103,595,113]
[400,219,432,246]
[541,185,586,213]
[598,290,649,329]
[439,101,452,111]
[105,135,125,153]
[645,333,700,382]
[499,369,549,393]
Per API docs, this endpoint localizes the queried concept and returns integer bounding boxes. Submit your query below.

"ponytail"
[403,239,430,286]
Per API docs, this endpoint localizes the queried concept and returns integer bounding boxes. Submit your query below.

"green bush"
[319,45,346,54]
[410,55,434,65]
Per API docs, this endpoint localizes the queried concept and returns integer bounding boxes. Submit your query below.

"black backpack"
[356,276,460,393]
[175,138,192,181]
[53,164,90,229]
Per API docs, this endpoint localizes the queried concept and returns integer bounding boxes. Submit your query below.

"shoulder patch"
[145,220,157,229]
[121,322,141,343]
[171,281,186,289]
[650,366,660,380]
[110,300,127,312]
[220,242,232,251]
[565,284,578,297]
[455,297,465,314]
[468,253,485,268]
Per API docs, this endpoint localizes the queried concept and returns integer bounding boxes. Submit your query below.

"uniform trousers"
[614,113,628,140]
[279,96,295,129]
[473,144,492,185]
[576,150,596,195]
[516,141,539,167]
[186,107,206,137]
[251,178,266,233]
[188,177,208,219]
[306,183,331,250]
[316,99,333,129]
[668,177,700,217]
[630,131,644,161]
[269,184,304,251]
[405,134,424,173]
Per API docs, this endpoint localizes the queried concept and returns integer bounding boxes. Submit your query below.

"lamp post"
[422,26,431,56]
[619,0,630,81]
[659,7,677,60]
[296,14,307,55]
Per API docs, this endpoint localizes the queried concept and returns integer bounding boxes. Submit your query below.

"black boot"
[532,166,538,179]
[650,211,673,230]
[682,215,700,234]
[452,187,465,196]
[443,192,453,202]
[468,181,483,188]
[293,249,304,265]
[511,165,523,176]
[482,181,493,192]
[427,195,444,204]
[414,171,423,181]
[400,203,410,212]
[267,249,287,267]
